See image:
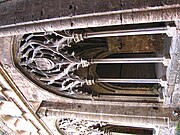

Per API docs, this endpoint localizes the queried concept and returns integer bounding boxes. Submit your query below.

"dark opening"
[100,125,154,135]
[96,53,157,88]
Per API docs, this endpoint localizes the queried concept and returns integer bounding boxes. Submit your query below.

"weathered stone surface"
[0,0,179,37]
[108,35,163,52]
[0,1,179,134]
[0,0,179,26]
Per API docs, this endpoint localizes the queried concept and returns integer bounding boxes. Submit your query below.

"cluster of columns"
[76,26,175,87]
